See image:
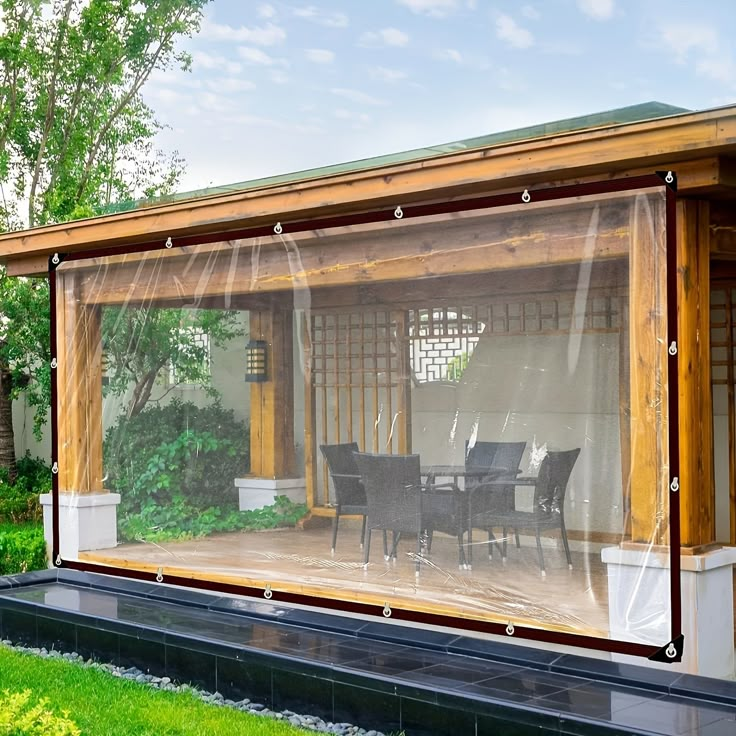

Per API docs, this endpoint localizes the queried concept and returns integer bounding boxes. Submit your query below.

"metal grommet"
[51,253,60,265]
[665,642,677,659]
[665,171,674,184]
[506,622,515,636]
[274,222,283,235]
[670,477,680,493]
[521,189,531,203]
[394,206,403,219]
[264,584,273,599]
[155,568,164,583]
[51,358,58,369]
[54,554,62,567]
[165,237,173,249]
[51,462,59,475]
[668,341,678,356]
[382,603,392,618]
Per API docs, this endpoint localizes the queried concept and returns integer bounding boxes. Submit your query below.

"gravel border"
[1,639,387,736]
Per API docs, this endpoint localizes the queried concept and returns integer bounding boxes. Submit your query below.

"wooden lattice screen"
[303,290,623,511]
[711,285,736,544]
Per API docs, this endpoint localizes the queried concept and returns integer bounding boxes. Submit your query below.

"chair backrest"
[353,452,422,533]
[533,448,581,516]
[319,443,366,508]
[466,441,526,515]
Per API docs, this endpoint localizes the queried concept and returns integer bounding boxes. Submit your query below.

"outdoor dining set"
[320,442,581,577]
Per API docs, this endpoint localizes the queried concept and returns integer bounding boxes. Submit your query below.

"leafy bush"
[0,689,80,736]
[104,399,307,542]
[0,525,47,575]
[0,454,49,523]
[104,398,249,515]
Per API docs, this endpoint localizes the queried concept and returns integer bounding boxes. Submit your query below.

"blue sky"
[142,0,736,192]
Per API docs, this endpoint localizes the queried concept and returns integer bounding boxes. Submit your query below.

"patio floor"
[80,521,611,638]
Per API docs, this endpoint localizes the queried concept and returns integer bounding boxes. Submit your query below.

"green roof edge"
[101,101,690,215]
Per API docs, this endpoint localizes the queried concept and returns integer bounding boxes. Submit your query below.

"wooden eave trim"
[2,107,736,271]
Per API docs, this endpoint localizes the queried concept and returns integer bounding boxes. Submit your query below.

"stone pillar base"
[234,477,306,511]
[40,492,121,561]
[602,545,736,678]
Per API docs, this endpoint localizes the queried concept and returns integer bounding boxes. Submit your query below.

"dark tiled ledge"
[1,569,735,736]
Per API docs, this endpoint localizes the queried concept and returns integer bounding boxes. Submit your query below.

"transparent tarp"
[53,185,672,650]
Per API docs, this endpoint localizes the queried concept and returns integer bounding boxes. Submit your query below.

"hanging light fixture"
[244,339,268,382]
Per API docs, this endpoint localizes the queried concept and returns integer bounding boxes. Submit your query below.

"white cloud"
[577,0,614,21]
[334,108,371,126]
[434,48,463,63]
[270,70,290,84]
[294,6,349,27]
[238,47,288,67]
[200,19,286,45]
[192,51,241,75]
[521,5,540,20]
[397,0,459,17]
[331,88,387,106]
[305,48,335,64]
[495,14,534,49]
[258,3,276,18]
[369,66,408,83]
[359,27,409,47]
[656,22,735,87]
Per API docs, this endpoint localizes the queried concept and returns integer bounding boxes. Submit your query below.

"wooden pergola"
[2,102,736,557]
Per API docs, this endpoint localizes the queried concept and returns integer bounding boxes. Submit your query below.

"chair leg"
[360,515,367,549]
[457,530,467,568]
[427,528,434,554]
[390,531,402,559]
[515,529,521,549]
[535,529,546,576]
[331,513,339,554]
[502,527,508,561]
[383,530,389,560]
[487,529,496,559]
[363,528,372,568]
[560,519,572,569]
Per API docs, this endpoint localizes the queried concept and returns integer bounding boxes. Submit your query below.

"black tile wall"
[1,570,736,736]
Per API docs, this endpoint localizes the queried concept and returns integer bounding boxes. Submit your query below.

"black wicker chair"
[354,452,465,575]
[486,448,581,575]
[465,441,526,563]
[320,442,369,554]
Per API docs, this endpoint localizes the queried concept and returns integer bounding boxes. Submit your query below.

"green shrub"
[0,526,47,575]
[0,689,80,736]
[0,454,49,524]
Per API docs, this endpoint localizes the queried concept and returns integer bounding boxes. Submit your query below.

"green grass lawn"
[0,646,311,736]
[0,521,40,534]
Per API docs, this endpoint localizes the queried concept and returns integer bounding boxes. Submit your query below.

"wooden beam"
[56,273,103,494]
[628,194,668,543]
[249,309,296,479]
[75,200,633,306]
[677,200,715,546]
[2,106,736,274]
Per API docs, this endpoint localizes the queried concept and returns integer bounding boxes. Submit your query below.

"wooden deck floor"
[81,522,612,638]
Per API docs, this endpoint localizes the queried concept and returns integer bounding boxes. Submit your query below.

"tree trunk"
[0,368,17,481]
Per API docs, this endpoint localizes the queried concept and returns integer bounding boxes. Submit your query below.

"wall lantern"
[245,339,268,382]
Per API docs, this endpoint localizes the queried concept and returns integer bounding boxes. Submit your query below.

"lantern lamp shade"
[245,339,268,382]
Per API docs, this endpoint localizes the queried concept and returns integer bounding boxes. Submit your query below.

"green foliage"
[0,453,50,523]
[120,495,308,543]
[102,305,243,417]
[0,524,46,575]
[445,351,471,382]
[0,647,310,736]
[0,689,80,736]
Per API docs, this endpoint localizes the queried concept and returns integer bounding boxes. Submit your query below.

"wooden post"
[249,309,296,479]
[677,200,715,547]
[629,194,668,543]
[56,273,103,494]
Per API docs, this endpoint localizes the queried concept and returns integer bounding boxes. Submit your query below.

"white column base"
[602,545,736,678]
[40,492,121,561]
[234,477,306,511]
